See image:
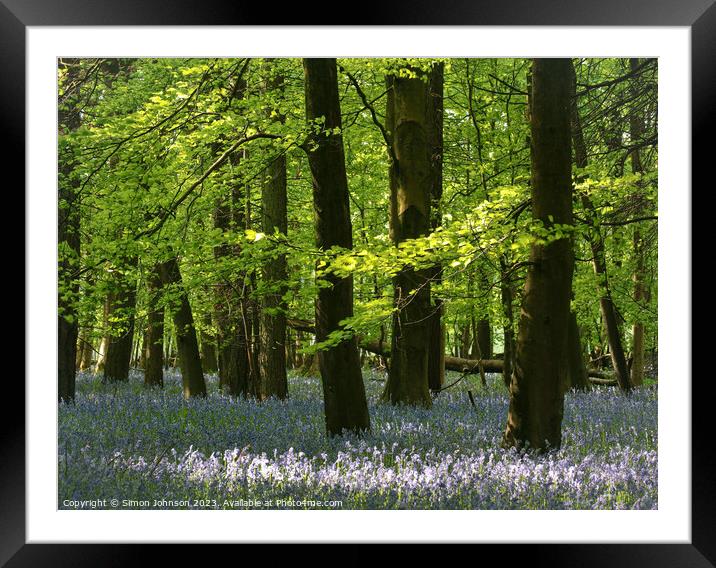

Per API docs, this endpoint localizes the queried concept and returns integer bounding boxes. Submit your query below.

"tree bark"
[459,324,471,359]
[631,229,646,387]
[246,186,263,399]
[94,296,110,374]
[77,331,94,372]
[159,257,207,398]
[474,317,492,360]
[200,314,218,375]
[259,151,289,398]
[248,277,262,398]
[499,257,516,389]
[213,152,250,397]
[629,58,647,388]
[502,59,574,452]
[565,311,590,391]
[58,58,82,402]
[144,263,164,388]
[426,62,445,394]
[214,69,252,396]
[383,67,433,407]
[472,267,493,360]
[570,62,632,393]
[260,61,288,399]
[200,335,218,375]
[103,257,138,383]
[303,57,371,435]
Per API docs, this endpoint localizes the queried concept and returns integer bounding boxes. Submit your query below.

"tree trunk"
[77,331,94,372]
[260,62,288,399]
[249,282,262,398]
[459,324,471,359]
[259,152,289,398]
[214,70,252,396]
[474,317,492,360]
[471,313,490,388]
[294,330,305,368]
[426,62,445,394]
[103,259,138,383]
[303,57,371,435]
[213,152,250,397]
[569,62,632,393]
[159,257,207,398]
[94,297,110,374]
[472,267,493,360]
[132,334,142,368]
[502,59,574,452]
[631,229,646,387]
[139,331,148,370]
[286,329,298,369]
[629,58,647,388]
[164,332,171,370]
[200,314,218,375]
[144,263,164,388]
[499,257,516,389]
[565,311,590,391]
[58,58,82,402]
[382,69,432,407]
[246,184,263,399]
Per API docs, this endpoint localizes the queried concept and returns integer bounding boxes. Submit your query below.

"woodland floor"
[58,370,657,510]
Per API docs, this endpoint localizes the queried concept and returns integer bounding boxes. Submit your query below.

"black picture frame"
[8,0,707,564]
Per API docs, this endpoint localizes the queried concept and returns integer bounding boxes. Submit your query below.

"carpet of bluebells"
[58,369,657,510]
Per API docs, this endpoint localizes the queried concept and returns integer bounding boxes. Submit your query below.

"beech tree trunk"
[474,317,492,360]
[103,258,138,383]
[303,57,371,435]
[569,62,632,393]
[426,62,445,394]
[629,58,646,388]
[472,267,493,360]
[58,58,82,402]
[383,68,432,407]
[565,311,590,391]
[200,314,218,375]
[94,297,110,374]
[260,152,289,398]
[499,257,516,389]
[213,152,250,397]
[631,230,646,387]
[249,276,262,398]
[139,332,147,370]
[246,184,263,399]
[132,334,142,368]
[77,331,94,372]
[260,62,288,399]
[144,264,164,387]
[502,59,574,452]
[466,325,476,359]
[214,70,252,397]
[159,257,207,398]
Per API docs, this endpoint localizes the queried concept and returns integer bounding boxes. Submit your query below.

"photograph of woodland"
[58,57,657,510]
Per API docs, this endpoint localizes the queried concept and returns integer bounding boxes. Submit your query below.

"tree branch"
[337,63,398,166]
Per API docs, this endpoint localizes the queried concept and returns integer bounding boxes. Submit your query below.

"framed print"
[8,0,710,564]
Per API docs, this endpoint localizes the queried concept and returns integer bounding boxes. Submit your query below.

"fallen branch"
[286,318,612,385]
[587,377,619,386]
